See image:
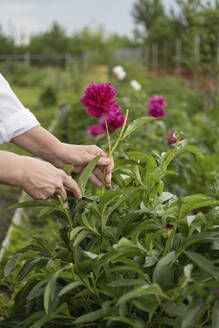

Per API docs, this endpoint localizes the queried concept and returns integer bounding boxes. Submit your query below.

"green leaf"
[73,229,90,246]
[179,194,218,219]
[122,116,155,140]
[177,232,219,255]
[58,281,83,297]
[99,190,121,213]
[74,309,104,324]
[4,253,23,277]
[18,258,45,280]
[145,154,157,188]
[44,265,70,315]
[70,226,84,240]
[106,316,145,328]
[78,155,100,196]
[117,284,169,305]
[181,301,203,328]
[212,301,219,328]
[153,251,176,283]
[176,145,204,160]
[108,279,146,288]
[27,280,47,301]
[132,296,158,314]
[8,199,59,210]
[103,189,136,228]
[128,151,148,161]
[184,251,219,280]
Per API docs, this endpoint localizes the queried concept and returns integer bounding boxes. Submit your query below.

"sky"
[0,0,179,44]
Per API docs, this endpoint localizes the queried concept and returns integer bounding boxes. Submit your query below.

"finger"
[89,172,102,187]
[56,186,67,201]
[72,165,84,173]
[96,156,112,166]
[64,176,82,199]
[87,145,107,157]
[93,167,104,181]
[105,159,114,186]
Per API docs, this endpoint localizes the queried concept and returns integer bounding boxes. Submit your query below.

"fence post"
[194,35,200,87]
[24,53,30,69]
[65,54,72,71]
[60,103,69,143]
[175,38,182,75]
[145,43,150,70]
[216,41,219,94]
[152,43,158,70]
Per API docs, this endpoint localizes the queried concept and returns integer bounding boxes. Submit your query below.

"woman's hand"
[55,144,114,188]
[12,126,114,188]
[0,151,82,201]
[18,156,82,201]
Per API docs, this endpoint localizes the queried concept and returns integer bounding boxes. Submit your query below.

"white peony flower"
[130,80,141,91]
[112,65,126,80]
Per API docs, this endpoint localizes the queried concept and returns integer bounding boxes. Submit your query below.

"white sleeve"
[0,73,40,144]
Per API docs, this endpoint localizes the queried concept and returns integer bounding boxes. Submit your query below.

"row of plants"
[0,67,219,327]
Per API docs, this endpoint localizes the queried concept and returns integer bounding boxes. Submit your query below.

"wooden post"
[145,43,150,70]
[152,43,158,70]
[65,54,72,71]
[163,42,169,72]
[60,103,69,143]
[24,53,30,69]
[216,41,219,94]
[175,39,182,75]
[194,35,200,87]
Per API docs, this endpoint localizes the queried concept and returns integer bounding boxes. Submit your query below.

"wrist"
[12,126,64,168]
[0,151,25,187]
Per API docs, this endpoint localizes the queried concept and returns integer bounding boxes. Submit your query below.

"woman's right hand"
[18,156,82,201]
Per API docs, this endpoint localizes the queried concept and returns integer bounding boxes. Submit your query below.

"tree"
[28,22,70,55]
[131,0,165,36]
[0,26,15,54]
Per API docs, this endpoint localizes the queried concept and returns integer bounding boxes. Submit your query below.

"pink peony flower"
[165,224,173,230]
[88,109,129,136]
[216,288,219,293]
[88,124,106,136]
[105,109,129,132]
[147,94,167,118]
[80,81,121,118]
[167,129,177,148]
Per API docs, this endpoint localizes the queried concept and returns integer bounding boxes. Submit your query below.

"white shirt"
[0,73,39,144]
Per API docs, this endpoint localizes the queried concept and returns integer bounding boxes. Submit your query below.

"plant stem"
[104,116,112,155]
[111,109,129,154]
[101,117,112,195]
[101,109,129,195]
[58,196,72,227]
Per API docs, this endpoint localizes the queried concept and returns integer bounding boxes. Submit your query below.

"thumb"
[97,157,112,166]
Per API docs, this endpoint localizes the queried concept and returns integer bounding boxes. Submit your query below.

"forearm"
[11,126,64,167]
[0,151,23,187]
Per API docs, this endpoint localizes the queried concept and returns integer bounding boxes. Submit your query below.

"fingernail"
[102,158,110,164]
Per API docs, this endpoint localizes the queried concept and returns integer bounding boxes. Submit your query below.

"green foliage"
[39,86,57,106]
[1,114,219,327]
[1,66,219,327]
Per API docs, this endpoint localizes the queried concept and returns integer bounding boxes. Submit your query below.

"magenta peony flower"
[167,129,177,148]
[105,109,129,132]
[147,94,167,118]
[88,124,106,136]
[216,288,219,293]
[165,224,173,230]
[81,81,121,118]
[88,109,129,136]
